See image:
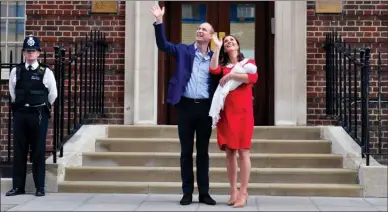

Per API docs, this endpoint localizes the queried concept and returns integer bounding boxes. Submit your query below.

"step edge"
[65,166,357,173]
[96,138,331,143]
[58,181,362,189]
[82,152,342,158]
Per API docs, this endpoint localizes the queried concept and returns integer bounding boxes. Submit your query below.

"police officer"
[6,35,57,197]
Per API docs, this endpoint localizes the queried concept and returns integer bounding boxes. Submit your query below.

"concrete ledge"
[1,178,12,192]
[359,165,388,197]
[320,126,387,198]
[1,125,108,193]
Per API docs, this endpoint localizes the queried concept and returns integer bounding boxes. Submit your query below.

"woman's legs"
[234,149,251,207]
[225,147,238,205]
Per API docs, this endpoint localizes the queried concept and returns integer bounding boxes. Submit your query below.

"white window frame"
[1,0,26,80]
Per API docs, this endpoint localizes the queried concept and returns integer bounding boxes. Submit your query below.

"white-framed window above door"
[1,0,26,80]
[181,3,207,44]
[230,4,255,59]
[236,4,254,19]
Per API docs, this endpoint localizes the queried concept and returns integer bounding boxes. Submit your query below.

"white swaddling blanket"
[209,58,257,128]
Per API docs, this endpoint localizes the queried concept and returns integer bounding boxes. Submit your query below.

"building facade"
[0,1,387,161]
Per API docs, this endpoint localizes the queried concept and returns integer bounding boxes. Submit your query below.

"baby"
[209,58,257,128]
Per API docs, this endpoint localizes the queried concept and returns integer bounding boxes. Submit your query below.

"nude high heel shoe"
[227,191,239,206]
[233,192,248,208]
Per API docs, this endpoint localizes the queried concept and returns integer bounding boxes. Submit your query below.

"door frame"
[157,1,274,125]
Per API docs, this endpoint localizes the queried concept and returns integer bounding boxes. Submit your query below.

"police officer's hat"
[22,35,41,52]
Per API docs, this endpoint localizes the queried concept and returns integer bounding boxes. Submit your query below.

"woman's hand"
[210,34,222,70]
[219,73,234,87]
[212,34,223,50]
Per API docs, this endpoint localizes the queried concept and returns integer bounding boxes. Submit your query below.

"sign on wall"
[91,1,118,14]
[315,0,342,13]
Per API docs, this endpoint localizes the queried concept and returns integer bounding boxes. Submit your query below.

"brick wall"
[1,1,387,163]
[306,0,388,163]
[0,1,126,162]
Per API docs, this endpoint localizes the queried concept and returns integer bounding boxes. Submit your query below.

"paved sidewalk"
[1,192,387,211]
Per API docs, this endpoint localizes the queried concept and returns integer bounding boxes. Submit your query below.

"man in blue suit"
[150,4,219,206]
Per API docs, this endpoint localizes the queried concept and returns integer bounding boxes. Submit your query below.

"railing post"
[342,40,347,130]
[102,33,106,115]
[96,31,101,114]
[361,48,371,166]
[60,47,66,157]
[359,49,365,149]
[88,31,93,114]
[353,48,358,140]
[334,31,339,116]
[325,33,332,115]
[74,42,79,129]
[67,47,72,135]
[347,44,352,134]
[339,35,343,123]
[84,34,89,120]
[7,50,13,164]
[53,46,60,164]
[377,53,382,154]
[79,39,84,125]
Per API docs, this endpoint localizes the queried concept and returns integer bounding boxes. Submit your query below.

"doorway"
[157,1,274,126]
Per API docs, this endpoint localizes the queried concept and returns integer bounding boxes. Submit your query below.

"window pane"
[8,1,25,18]
[230,4,255,59]
[1,1,7,17]
[1,19,6,42]
[237,4,254,18]
[181,4,206,44]
[7,43,23,63]
[7,19,24,42]
[182,4,203,20]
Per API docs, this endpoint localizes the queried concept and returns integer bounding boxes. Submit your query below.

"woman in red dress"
[209,34,258,208]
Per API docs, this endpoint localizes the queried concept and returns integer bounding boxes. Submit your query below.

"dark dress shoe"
[180,193,192,205]
[5,188,25,196]
[35,188,45,196]
[199,193,216,205]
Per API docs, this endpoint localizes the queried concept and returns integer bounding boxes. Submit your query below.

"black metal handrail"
[324,31,387,165]
[0,30,108,166]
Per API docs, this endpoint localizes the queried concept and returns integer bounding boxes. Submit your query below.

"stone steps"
[95,138,331,154]
[64,166,358,184]
[57,125,362,197]
[82,152,343,168]
[58,181,362,197]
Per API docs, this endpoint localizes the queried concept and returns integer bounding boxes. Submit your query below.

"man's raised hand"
[150,4,165,24]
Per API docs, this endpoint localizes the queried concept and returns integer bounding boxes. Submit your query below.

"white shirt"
[9,61,58,105]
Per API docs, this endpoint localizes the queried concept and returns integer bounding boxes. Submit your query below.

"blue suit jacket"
[153,23,221,106]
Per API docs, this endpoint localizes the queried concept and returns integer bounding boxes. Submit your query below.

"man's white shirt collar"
[25,61,39,70]
[194,42,210,54]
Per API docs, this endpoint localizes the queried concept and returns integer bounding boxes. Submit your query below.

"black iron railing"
[324,31,387,165]
[0,30,108,167]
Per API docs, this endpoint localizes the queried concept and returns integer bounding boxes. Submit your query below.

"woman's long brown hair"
[219,35,245,67]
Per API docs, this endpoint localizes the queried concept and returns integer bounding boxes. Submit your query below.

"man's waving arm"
[151,4,178,56]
